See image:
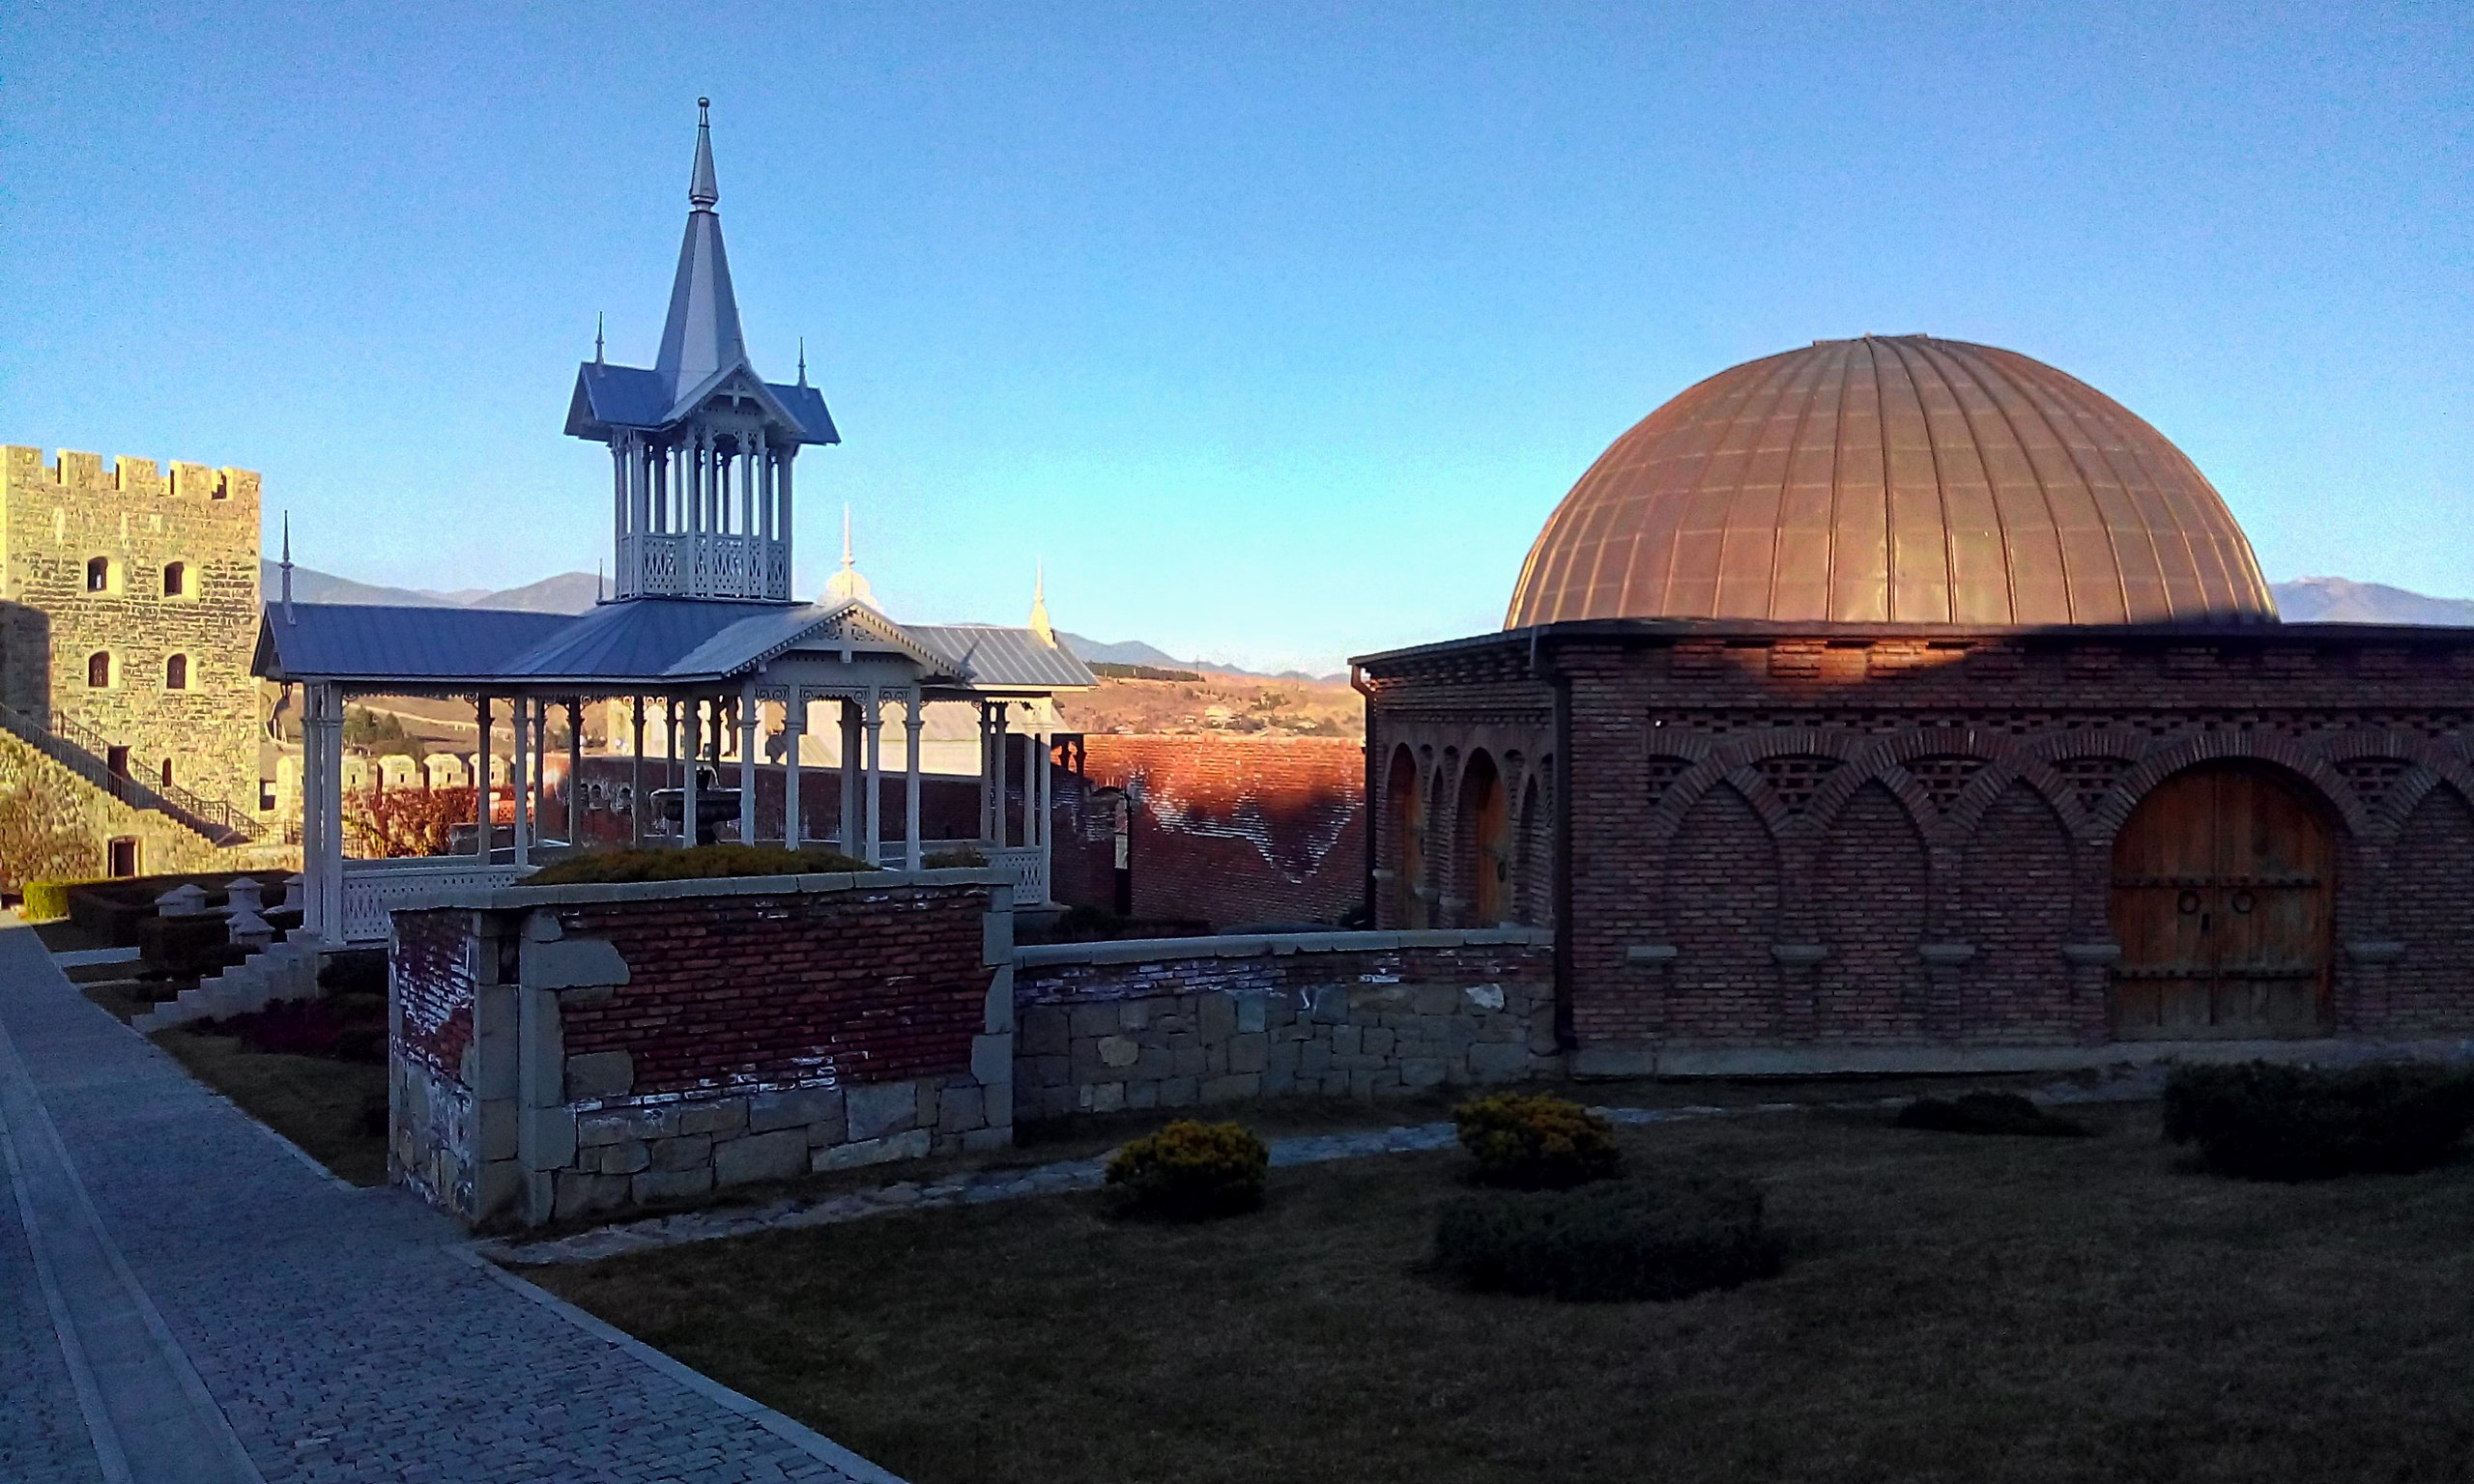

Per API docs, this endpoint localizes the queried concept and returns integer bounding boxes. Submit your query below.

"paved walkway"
[0,917,901,1484]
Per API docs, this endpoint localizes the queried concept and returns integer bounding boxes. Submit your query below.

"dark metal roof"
[908,624,1097,690]
[489,598,788,682]
[1506,335,2277,630]
[564,362,837,445]
[254,604,574,684]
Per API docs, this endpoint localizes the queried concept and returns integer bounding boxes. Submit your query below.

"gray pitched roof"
[253,604,575,684]
[908,624,1098,690]
[254,600,1092,694]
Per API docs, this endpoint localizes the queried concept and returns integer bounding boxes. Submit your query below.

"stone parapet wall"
[388,868,1017,1228]
[1013,928,1555,1121]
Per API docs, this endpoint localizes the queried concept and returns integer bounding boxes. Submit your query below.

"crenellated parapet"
[5,446,261,513]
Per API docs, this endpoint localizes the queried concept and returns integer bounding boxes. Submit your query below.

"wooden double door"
[2110,762,2334,1040]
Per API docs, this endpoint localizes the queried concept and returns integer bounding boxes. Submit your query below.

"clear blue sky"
[4,1,2466,673]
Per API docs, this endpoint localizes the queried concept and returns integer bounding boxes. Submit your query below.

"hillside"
[2270,578,2474,625]
[1055,671,1362,740]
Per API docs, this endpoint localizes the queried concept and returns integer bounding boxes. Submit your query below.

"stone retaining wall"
[389,867,1015,1228]
[1012,929,1556,1122]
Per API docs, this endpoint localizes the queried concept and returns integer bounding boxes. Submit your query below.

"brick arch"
[1956,780,2079,1042]
[1807,755,1941,846]
[1456,748,1510,926]
[1814,780,1932,1042]
[2380,761,2474,836]
[2317,733,2474,837]
[2380,783,2474,1034]
[1654,781,1783,1042]
[2098,738,2368,843]
[1381,743,1425,928]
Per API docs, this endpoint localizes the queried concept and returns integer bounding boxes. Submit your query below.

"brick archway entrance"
[2110,761,2335,1040]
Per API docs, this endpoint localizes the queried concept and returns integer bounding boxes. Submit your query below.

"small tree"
[343,785,477,859]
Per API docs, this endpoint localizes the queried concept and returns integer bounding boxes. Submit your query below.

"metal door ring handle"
[2177,891,2202,915]
[2231,891,2255,914]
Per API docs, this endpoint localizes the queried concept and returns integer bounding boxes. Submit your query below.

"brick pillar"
[1770,942,1826,1040]
[2060,942,2120,1042]
[1918,942,1976,1042]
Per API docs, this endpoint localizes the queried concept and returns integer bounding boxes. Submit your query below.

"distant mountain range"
[2269,578,2474,626]
[262,561,604,614]
[261,561,1346,682]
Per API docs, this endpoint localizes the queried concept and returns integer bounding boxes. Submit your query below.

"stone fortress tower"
[0,444,268,885]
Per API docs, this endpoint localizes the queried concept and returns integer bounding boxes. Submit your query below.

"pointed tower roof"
[1028,562,1056,647]
[822,505,876,607]
[654,99,748,404]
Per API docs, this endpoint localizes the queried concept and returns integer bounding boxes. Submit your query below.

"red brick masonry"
[557,885,989,1096]
[1361,621,2474,1074]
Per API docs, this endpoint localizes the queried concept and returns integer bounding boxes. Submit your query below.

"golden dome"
[1506,335,2276,629]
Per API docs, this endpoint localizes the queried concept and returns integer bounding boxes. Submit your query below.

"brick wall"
[388,868,1016,1228]
[1052,735,1366,928]
[1364,624,2474,1073]
[1014,929,1554,1120]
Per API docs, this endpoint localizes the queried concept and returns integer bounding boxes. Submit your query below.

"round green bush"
[1452,1093,1623,1189]
[1106,1119,1269,1219]
[2163,1061,2474,1181]
[1896,1090,2088,1138]
[1434,1176,1783,1302]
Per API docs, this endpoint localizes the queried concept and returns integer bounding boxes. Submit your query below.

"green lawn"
[532,1101,2474,1484]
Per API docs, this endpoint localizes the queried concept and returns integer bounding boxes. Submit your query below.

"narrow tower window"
[165,653,189,690]
[163,561,187,597]
[86,556,111,592]
[87,651,112,689]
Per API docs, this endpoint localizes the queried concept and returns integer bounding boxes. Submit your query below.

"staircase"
[131,928,323,1033]
[0,699,259,846]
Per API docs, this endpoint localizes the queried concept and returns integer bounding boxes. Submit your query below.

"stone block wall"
[1013,928,1555,1121]
[1,446,263,817]
[389,868,1016,1228]
[0,724,229,895]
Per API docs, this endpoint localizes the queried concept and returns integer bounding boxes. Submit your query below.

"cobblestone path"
[0,919,901,1484]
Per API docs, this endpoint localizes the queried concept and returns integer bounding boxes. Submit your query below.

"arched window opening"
[1386,746,1424,929]
[165,653,189,690]
[1458,752,1509,926]
[162,561,187,598]
[86,556,111,592]
[86,651,112,689]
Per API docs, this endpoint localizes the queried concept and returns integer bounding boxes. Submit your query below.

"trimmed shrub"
[20,879,80,922]
[920,846,987,869]
[1105,1120,1269,1219]
[2163,1061,2474,1182]
[1453,1094,1623,1189]
[1896,1091,2088,1138]
[524,844,876,886]
[1434,1176,1783,1302]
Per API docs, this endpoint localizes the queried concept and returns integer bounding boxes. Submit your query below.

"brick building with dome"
[1354,334,2474,1074]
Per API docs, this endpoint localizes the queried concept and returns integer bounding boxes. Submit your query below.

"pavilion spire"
[1028,561,1056,647]
[822,503,875,608]
[654,97,747,399]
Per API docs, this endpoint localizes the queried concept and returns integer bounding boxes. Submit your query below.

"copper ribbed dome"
[1505,335,2277,629]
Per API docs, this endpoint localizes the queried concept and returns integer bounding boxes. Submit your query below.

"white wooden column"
[511,697,532,868]
[306,682,345,940]
[862,689,883,866]
[839,699,860,852]
[903,690,923,870]
[737,680,759,844]
[474,695,492,858]
[783,695,806,850]
[628,695,645,848]
[680,699,702,847]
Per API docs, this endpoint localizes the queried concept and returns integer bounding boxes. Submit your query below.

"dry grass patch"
[151,1025,388,1186]
[532,1102,2474,1484]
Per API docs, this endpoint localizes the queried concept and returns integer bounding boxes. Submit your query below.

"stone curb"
[450,1244,908,1483]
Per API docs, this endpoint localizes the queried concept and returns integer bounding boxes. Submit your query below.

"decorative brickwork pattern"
[1363,624,2474,1072]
